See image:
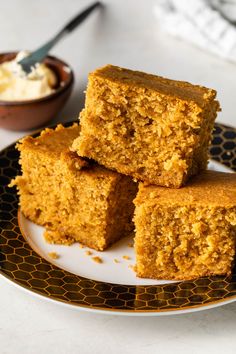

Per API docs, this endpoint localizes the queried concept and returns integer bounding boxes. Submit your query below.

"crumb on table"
[114,258,120,263]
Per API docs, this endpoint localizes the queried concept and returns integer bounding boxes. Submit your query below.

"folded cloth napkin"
[154,0,236,63]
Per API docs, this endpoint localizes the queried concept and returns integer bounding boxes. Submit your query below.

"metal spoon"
[18,1,102,74]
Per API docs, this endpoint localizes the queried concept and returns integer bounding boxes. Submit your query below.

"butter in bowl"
[0,2,104,131]
[0,51,74,131]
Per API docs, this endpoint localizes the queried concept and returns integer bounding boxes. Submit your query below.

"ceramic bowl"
[0,52,74,131]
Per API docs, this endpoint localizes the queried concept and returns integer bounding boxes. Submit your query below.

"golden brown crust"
[136,269,233,281]
[92,65,218,107]
[135,170,236,207]
[16,123,81,158]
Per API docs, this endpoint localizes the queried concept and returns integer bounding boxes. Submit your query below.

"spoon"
[18,1,102,74]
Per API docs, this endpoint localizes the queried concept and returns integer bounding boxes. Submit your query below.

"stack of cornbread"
[12,65,236,280]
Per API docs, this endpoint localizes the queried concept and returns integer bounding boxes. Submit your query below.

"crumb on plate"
[48,251,59,260]
[128,264,135,271]
[85,250,92,256]
[122,255,131,260]
[92,256,103,264]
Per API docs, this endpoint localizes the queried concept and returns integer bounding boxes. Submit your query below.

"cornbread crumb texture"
[11,123,137,251]
[73,64,220,187]
[134,171,236,280]
[44,229,75,246]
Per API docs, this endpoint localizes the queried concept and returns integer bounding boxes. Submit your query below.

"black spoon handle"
[62,1,102,34]
[19,1,102,73]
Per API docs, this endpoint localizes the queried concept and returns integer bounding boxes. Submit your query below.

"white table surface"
[1,1,236,353]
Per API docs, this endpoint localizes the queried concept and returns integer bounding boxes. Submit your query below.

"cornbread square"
[134,171,236,280]
[72,65,220,187]
[11,124,137,251]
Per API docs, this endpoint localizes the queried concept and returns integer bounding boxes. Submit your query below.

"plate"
[1,122,236,316]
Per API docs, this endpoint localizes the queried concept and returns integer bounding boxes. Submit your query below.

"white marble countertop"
[1,1,236,353]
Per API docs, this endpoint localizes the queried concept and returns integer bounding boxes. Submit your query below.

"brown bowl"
[0,52,74,131]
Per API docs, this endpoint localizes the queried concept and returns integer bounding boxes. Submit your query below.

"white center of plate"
[19,161,231,286]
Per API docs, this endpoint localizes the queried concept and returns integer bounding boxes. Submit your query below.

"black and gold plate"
[0,122,236,315]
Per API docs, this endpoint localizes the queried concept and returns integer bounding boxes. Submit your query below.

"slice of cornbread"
[72,65,220,187]
[134,171,236,280]
[11,124,137,251]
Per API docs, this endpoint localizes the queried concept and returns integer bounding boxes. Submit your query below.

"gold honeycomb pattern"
[210,124,236,171]
[0,122,236,313]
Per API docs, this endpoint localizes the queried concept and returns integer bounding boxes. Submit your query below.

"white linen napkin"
[154,0,236,63]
